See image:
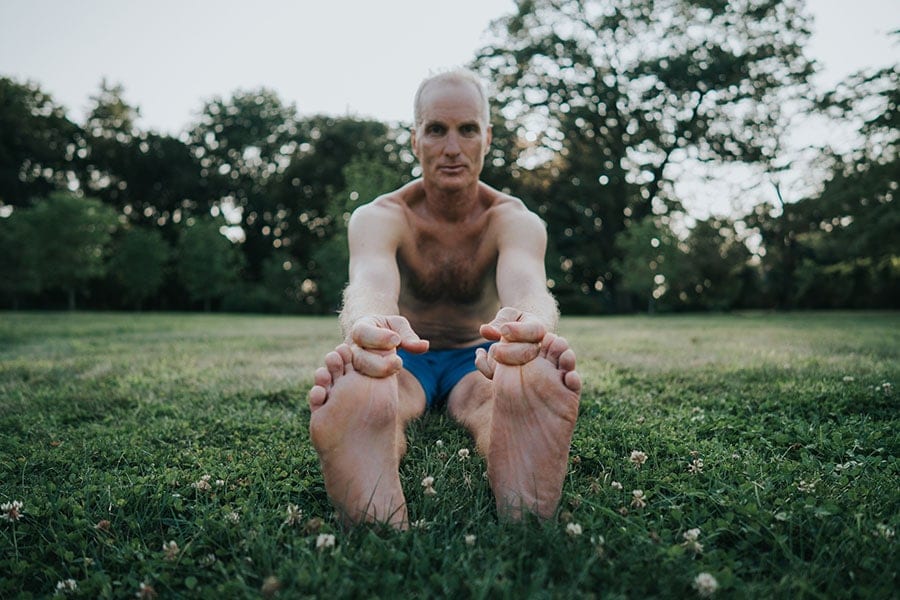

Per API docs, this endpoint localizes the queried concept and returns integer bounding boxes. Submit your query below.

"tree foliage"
[473,0,814,311]
[0,9,896,313]
[107,226,171,310]
[17,193,118,309]
[176,217,244,311]
[0,78,82,206]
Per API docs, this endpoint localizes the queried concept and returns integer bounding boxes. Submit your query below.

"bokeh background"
[1,0,897,313]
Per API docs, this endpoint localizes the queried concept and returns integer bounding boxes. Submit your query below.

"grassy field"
[0,311,897,598]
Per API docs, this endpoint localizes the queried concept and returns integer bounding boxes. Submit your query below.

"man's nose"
[444,133,461,155]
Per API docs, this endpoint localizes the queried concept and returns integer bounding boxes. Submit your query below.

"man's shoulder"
[347,182,421,242]
[481,184,542,224]
[355,180,422,216]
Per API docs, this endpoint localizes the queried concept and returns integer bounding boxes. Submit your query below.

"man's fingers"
[475,346,495,380]
[352,322,401,350]
[385,316,429,353]
[499,320,546,343]
[480,306,520,341]
[490,341,541,366]
[351,347,402,378]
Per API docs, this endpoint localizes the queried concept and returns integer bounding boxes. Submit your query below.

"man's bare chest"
[398,232,497,305]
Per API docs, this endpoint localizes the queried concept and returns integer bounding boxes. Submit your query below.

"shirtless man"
[307,69,582,527]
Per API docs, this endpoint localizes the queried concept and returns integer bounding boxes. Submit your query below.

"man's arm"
[479,204,559,368]
[339,202,428,377]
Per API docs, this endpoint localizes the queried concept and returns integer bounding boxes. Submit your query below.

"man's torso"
[382,180,518,348]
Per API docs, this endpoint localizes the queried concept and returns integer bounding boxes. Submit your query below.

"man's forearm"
[513,291,560,333]
[338,283,399,341]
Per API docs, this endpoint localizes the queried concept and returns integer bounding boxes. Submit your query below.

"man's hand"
[476,307,547,379]
[348,315,429,378]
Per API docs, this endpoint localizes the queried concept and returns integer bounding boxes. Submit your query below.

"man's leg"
[448,333,581,520]
[308,344,426,528]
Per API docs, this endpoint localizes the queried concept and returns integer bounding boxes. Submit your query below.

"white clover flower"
[458,448,470,460]
[226,511,240,524]
[191,475,212,492]
[464,534,477,546]
[55,579,77,595]
[842,376,855,383]
[631,489,647,509]
[215,479,225,487]
[1,500,23,522]
[874,524,895,540]
[797,479,816,493]
[421,475,437,496]
[611,481,623,491]
[162,540,179,561]
[435,440,444,447]
[693,572,719,597]
[411,519,426,529]
[630,450,648,468]
[682,528,704,553]
[284,503,303,526]
[688,458,704,474]
[136,582,158,599]
[316,533,336,550]
[566,523,583,536]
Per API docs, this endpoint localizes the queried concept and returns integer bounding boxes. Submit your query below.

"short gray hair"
[413,68,490,128]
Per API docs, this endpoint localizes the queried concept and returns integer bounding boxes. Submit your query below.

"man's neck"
[421,180,482,223]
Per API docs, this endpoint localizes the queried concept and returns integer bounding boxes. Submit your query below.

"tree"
[176,217,244,311]
[474,0,814,311]
[21,193,118,309]
[748,62,899,308]
[0,210,41,308]
[79,81,205,236]
[0,78,83,207]
[107,226,171,310]
[611,216,679,312]
[310,156,409,312]
[674,217,753,310]
[186,89,302,281]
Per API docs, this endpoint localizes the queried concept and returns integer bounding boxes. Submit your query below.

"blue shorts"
[397,342,493,409]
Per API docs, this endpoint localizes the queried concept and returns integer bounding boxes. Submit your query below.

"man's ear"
[410,126,420,159]
[484,125,493,156]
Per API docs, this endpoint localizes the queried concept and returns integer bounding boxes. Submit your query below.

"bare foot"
[482,333,582,520]
[308,344,408,528]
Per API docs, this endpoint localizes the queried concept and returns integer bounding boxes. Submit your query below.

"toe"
[544,334,571,363]
[558,347,577,373]
[309,384,327,410]
[325,351,344,380]
[564,369,582,394]
[314,366,332,388]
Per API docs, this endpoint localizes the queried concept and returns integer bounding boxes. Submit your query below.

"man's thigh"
[446,370,493,431]
[398,368,427,423]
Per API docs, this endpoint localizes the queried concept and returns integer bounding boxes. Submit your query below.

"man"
[308,68,581,528]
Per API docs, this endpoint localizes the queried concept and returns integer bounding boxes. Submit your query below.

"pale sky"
[0,1,897,217]
[1,0,896,134]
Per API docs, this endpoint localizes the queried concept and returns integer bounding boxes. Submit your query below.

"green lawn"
[0,312,897,598]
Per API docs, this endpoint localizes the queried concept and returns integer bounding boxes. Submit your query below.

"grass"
[0,311,897,599]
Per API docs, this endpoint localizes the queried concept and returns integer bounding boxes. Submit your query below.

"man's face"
[411,80,492,191]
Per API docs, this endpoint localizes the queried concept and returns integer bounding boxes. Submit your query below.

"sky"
[0,1,897,216]
[1,0,896,134]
